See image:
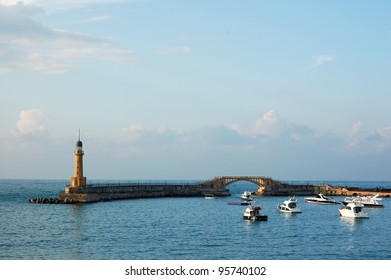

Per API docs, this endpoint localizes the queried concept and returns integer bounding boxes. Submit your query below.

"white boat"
[277,197,302,213]
[240,190,253,201]
[305,193,340,204]
[342,193,383,208]
[339,199,369,219]
[242,205,268,221]
[204,194,217,199]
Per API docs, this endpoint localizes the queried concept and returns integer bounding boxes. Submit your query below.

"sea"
[0,179,390,260]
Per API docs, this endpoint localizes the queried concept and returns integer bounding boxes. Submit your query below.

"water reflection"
[339,216,366,230]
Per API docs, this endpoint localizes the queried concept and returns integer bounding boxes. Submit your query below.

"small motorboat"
[342,193,383,208]
[204,194,217,199]
[305,193,340,204]
[277,197,302,213]
[240,190,253,201]
[339,199,369,219]
[242,205,268,221]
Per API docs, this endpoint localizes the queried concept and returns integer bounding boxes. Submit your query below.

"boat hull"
[339,209,369,219]
[305,199,339,205]
[243,215,268,221]
[277,206,302,213]
[228,201,252,206]
[305,193,340,205]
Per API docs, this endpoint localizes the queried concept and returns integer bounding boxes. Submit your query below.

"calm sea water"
[0,179,390,260]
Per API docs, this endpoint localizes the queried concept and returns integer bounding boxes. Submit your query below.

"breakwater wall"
[256,181,391,197]
[255,183,325,196]
[30,182,231,204]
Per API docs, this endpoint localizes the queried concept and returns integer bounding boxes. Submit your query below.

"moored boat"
[240,190,253,201]
[242,205,268,221]
[305,193,340,204]
[277,197,302,213]
[342,193,383,208]
[204,194,217,199]
[339,199,369,219]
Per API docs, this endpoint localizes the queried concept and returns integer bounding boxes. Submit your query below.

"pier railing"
[66,180,206,189]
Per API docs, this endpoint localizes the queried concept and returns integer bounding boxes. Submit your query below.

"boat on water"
[240,190,253,201]
[204,194,217,199]
[339,199,369,219]
[227,201,252,206]
[342,193,383,208]
[242,205,268,221]
[305,193,340,204]
[277,197,302,213]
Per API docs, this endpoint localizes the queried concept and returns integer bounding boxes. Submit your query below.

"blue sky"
[0,0,390,181]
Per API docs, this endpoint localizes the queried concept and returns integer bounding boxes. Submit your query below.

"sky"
[0,0,390,181]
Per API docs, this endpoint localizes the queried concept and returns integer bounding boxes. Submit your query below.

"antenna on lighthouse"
[78,129,81,141]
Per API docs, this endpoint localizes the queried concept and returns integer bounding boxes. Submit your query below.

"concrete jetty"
[58,181,230,203]
[28,179,390,204]
[255,179,391,197]
[29,182,231,204]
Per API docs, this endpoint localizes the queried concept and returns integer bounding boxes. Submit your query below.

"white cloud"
[346,121,363,149]
[378,126,391,139]
[375,126,391,150]
[113,115,390,168]
[0,1,33,6]
[345,122,391,152]
[83,15,110,23]
[16,108,46,135]
[115,125,150,141]
[350,121,363,136]
[252,110,282,136]
[114,125,174,144]
[1,108,390,180]
[0,1,128,8]
[0,2,137,73]
[232,110,286,137]
[312,54,336,67]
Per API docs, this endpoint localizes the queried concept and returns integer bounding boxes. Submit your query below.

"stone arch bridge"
[201,176,275,195]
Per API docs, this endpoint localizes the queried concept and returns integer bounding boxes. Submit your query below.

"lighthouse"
[70,131,87,188]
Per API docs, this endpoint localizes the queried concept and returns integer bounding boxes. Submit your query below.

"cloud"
[345,122,391,152]
[252,110,282,136]
[113,111,319,160]
[312,54,336,67]
[378,126,391,139]
[0,2,137,73]
[157,46,192,56]
[346,121,363,149]
[350,121,363,136]
[83,15,110,23]
[232,110,287,137]
[0,1,43,14]
[112,123,247,158]
[16,108,46,135]
[2,108,390,180]
[0,1,127,9]
[374,126,391,150]
[115,125,171,141]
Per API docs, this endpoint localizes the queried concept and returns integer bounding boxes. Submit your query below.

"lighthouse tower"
[70,131,87,188]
